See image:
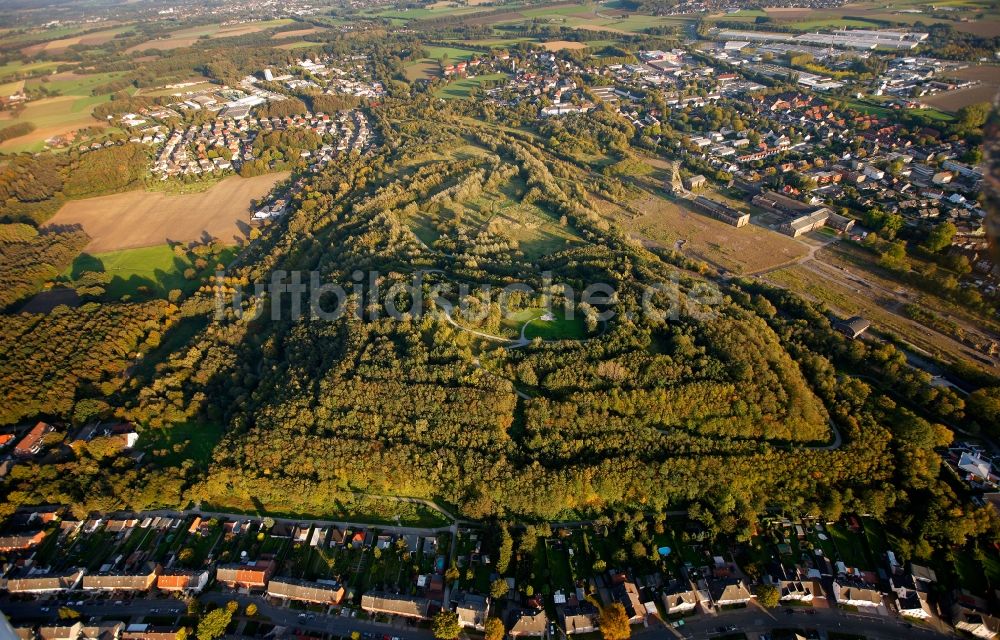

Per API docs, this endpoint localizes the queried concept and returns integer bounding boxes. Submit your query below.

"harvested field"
[271,27,324,39]
[763,6,815,16]
[45,172,290,252]
[21,27,129,56]
[922,65,1000,112]
[923,85,997,111]
[542,40,588,50]
[464,10,528,25]
[953,20,1000,36]
[126,19,293,52]
[947,65,1000,82]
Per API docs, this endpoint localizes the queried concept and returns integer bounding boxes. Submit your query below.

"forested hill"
[124,104,859,523]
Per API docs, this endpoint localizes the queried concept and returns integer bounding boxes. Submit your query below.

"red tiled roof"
[15,422,52,456]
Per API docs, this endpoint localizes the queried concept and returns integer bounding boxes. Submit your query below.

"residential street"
[1,592,435,640]
[3,589,957,640]
[639,603,955,640]
[0,597,185,623]
[200,592,435,640]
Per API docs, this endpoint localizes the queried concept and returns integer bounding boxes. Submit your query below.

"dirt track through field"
[45,172,289,252]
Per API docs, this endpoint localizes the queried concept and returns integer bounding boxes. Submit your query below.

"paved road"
[202,592,434,640]
[1,592,434,640]
[638,603,954,640]
[5,593,953,640]
[0,596,185,623]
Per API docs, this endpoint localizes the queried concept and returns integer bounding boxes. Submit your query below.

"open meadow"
[45,172,289,252]
[434,73,507,98]
[0,60,67,80]
[62,243,237,300]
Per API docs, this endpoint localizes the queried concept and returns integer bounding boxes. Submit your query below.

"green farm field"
[62,243,237,300]
[0,60,68,80]
[0,70,134,151]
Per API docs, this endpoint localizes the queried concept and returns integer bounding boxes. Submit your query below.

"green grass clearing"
[141,421,226,467]
[62,243,237,301]
[434,73,507,99]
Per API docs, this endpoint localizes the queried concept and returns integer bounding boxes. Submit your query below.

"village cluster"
[259,56,387,100]
[459,42,994,305]
[138,109,373,180]
[3,497,1000,640]
[2,420,1000,639]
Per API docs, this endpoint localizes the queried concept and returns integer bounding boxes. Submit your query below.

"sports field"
[45,172,290,252]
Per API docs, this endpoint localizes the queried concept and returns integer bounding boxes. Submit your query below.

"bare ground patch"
[922,85,998,111]
[45,172,290,252]
[952,19,1000,36]
[614,194,809,275]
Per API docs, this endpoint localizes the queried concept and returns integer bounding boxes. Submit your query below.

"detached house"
[831,580,883,608]
[610,577,645,623]
[953,605,1000,639]
[778,580,825,603]
[892,564,936,620]
[15,422,54,457]
[455,593,489,630]
[560,602,598,635]
[709,579,754,607]
[661,580,709,615]
[509,609,547,638]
